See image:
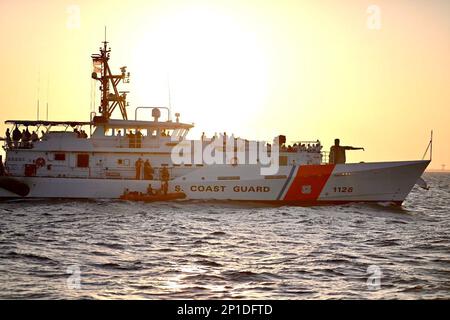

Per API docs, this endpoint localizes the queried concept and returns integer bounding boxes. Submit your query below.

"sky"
[0,0,449,169]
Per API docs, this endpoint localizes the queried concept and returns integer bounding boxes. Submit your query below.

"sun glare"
[129,6,269,139]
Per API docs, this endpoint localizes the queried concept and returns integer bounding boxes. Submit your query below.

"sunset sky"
[0,0,448,169]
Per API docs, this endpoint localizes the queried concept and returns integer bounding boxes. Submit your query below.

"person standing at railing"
[128,130,136,148]
[5,128,12,148]
[21,129,31,148]
[135,158,143,180]
[12,126,21,148]
[329,139,364,164]
[143,160,154,180]
[136,130,143,148]
[31,131,39,142]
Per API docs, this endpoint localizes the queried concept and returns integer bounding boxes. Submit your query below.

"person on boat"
[160,167,170,195]
[21,129,31,148]
[31,131,39,142]
[136,130,143,148]
[12,126,21,148]
[329,139,364,164]
[25,127,31,139]
[146,184,154,196]
[316,140,323,153]
[117,130,122,137]
[223,132,227,146]
[162,181,168,195]
[5,128,12,148]
[143,160,154,180]
[135,158,143,180]
[128,130,136,148]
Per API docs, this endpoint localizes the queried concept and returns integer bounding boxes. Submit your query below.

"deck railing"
[321,151,330,164]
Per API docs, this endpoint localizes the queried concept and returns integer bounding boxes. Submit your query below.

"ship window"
[117,159,130,166]
[77,154,89,168]
[54,153,66,161]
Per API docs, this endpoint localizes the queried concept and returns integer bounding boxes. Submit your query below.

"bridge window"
[77,154,89,168]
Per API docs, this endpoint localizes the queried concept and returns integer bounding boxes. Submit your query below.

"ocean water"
[0,173,448,299]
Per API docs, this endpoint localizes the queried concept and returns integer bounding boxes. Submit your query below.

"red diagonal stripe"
[283,164,335,201]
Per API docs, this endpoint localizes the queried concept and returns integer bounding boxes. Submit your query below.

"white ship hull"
[0,160,429,205]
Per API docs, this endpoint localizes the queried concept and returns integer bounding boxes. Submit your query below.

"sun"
[128,5,269,140]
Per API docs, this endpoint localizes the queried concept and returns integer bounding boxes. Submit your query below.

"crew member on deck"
[329,139,364,164]
[128,130,136,148]
[146,184,154,196]
[22,129,31,148]
[31,131,39,142]
[136,130,143,148]
[5,129,12,148]
[135,158,143,180]
[143,160,154,180]
[12,126,21,148]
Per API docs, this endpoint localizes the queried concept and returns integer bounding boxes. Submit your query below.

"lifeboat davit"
[0,177,30,197]
[120,192,186,202]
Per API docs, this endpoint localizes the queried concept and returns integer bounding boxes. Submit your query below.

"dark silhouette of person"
[5,128,12,148]
[12,126,21,148]
[135,158,143,180]
[31,131,39,142]
[329,138,364,164]
[143,160,154,180]
[21,129,31,148]
[128,130,136,148]
[136,130,143,148]
[160,167,170,195]
[146,184,154,196]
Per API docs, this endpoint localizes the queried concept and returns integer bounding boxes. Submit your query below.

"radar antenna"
[91,30,130,121]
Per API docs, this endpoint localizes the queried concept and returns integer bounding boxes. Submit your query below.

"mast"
[91,34,130,121]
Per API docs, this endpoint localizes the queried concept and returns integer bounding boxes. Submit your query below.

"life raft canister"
[35,157,46,168]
